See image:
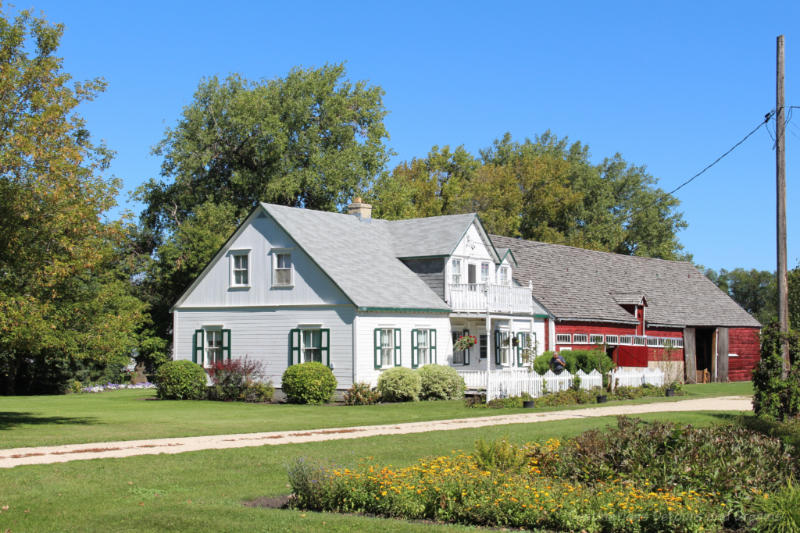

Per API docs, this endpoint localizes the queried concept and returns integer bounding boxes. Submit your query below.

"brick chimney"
[347,197,372,219]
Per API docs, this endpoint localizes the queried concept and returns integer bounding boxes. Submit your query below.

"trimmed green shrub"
[343,382,380,405]
[281,362,337,404]
[243,381,274,403]
[417,364,466,400]
[377,367,421,402]
[155,360,207,400]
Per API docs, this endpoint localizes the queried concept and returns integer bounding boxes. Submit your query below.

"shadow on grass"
[0,411,97,431]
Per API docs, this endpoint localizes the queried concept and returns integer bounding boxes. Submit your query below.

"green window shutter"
[289,328,300,366]
[374,328,382,369]
[193,329,204,365]
[463,329,470,366]
[222,329,231,361]
[393,328,402,366]
[411,329,419,369]
[320,329,330,367]
[430,329,437,364]
[495,330,502,365]
[516,332,524,366]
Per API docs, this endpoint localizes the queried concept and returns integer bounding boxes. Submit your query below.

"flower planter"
[522,400,536,409]
[596,395,608,403]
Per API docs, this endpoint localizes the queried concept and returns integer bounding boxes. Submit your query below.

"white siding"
[354,312,452,386]
[451,224,494,260]
[532,317,546,356]
[174,306,355,388]
[180,214,350,308]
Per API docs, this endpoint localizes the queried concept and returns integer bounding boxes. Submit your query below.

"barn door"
[683,327,697,384]
[716,327,729,382]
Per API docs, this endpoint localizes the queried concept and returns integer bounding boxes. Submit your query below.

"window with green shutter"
[290,328,330,367]
[374,328,402,369]
[193,329,204,364]
[516,332,525,366]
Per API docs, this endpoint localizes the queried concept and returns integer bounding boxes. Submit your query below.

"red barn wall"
[728,327,761,382]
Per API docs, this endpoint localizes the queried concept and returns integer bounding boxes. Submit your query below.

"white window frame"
[499,330,511,366]
[230,250,250,288]
[451,258,462,285]
[498,266,510,285]
[573,334,588,344]
[619,335,633,345]
[605,335,619,345]
[633,336,646,346]
[271,249,294,288]
[417,328,432,366]
[589,334,604,344]
[205,326,223,367]
[646,337,660,347]
[300,328,323,363]
[480,262,490,283]
[556,333,572,344]
[379,328,395,368]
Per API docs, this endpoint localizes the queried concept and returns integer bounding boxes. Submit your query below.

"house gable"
[174,207,351,309]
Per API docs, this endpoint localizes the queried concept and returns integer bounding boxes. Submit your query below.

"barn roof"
[490,235,761,328]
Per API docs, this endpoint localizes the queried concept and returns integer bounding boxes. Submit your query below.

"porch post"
[486,312,492,402]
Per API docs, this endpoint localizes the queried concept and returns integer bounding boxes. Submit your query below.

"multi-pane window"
[380,328,394,367]
[619,335,633,345]
[590,334,604,344]
[605,335,619,345]
[481,262,490,283]
[498,331,511,365]
[556,333,572,344]
[231,252,249,286]
[480,334,487,359]
[646,337,661,347]
[451,259,462,284]
[411,328,436,367]
[302,329,322,363]
[452,330,470,365]
[498,266,509,285]
[273,252,293,287]
[573,334,588,344]
[206,329,223,365]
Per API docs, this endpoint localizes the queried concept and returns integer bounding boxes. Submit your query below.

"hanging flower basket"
[453,335,477,351]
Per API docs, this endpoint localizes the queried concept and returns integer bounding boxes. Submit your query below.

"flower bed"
[81,382,155,393]
[288,417,797,532]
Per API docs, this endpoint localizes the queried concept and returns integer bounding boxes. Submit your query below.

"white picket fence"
[610,367,665,388]
[457,367,663,401]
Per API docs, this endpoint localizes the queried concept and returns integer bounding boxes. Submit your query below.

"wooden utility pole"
[776,34,790,377]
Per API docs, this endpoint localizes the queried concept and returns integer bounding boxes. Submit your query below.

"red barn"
[491,236,761,383]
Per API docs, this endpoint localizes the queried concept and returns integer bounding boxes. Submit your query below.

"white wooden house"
[171,200,544,390]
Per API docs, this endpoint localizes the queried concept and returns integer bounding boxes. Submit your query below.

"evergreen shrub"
[377,367,421,402]
[417,364,466,400]
[281,362,337,404]
[155,360,207,400]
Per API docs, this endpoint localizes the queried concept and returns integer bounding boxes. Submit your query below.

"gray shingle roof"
[490,235,760,328]
[263,204,451,311]
[384,213,482,258]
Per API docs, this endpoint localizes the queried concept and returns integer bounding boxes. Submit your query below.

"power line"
[662,111,774,198]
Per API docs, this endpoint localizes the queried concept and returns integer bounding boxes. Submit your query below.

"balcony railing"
[447,283,533,314]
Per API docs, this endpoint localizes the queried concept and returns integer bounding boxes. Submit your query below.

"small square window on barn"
[589,334,604,344]
[646,337,660,347]
[633,336,646,346]
[605,335,619,345]
[573,334,588,344]
[619,335,633,345]
[674,338,684,348]
[556,333,571,344]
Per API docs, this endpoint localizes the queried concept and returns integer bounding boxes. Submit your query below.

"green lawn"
[0,411,738,533]
[0,381,752,449]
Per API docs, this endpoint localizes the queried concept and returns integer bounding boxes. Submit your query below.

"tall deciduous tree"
[137,65,391,343]
[372,132,688,260]
[0,9,147,394]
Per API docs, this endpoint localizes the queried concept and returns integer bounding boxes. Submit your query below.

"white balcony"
[447,283,533,314]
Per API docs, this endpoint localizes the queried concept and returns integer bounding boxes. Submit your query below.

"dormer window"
[230,251,250,287]
[498,266,510,285]
[481,262,490,283]
[272,249,293,288]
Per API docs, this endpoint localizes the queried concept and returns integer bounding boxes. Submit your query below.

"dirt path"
[0,396,751,469]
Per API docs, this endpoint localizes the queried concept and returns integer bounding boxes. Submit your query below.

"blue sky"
[11,0,800,272]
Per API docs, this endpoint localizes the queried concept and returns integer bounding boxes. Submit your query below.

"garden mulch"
[0,395,751,469]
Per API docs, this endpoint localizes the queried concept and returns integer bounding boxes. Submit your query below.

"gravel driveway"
[0,395,751,469]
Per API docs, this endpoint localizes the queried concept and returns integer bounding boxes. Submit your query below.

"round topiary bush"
[377,367,421,402]
[281,362,337,404]
[417,364,466,400]
[155,360,207,400]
